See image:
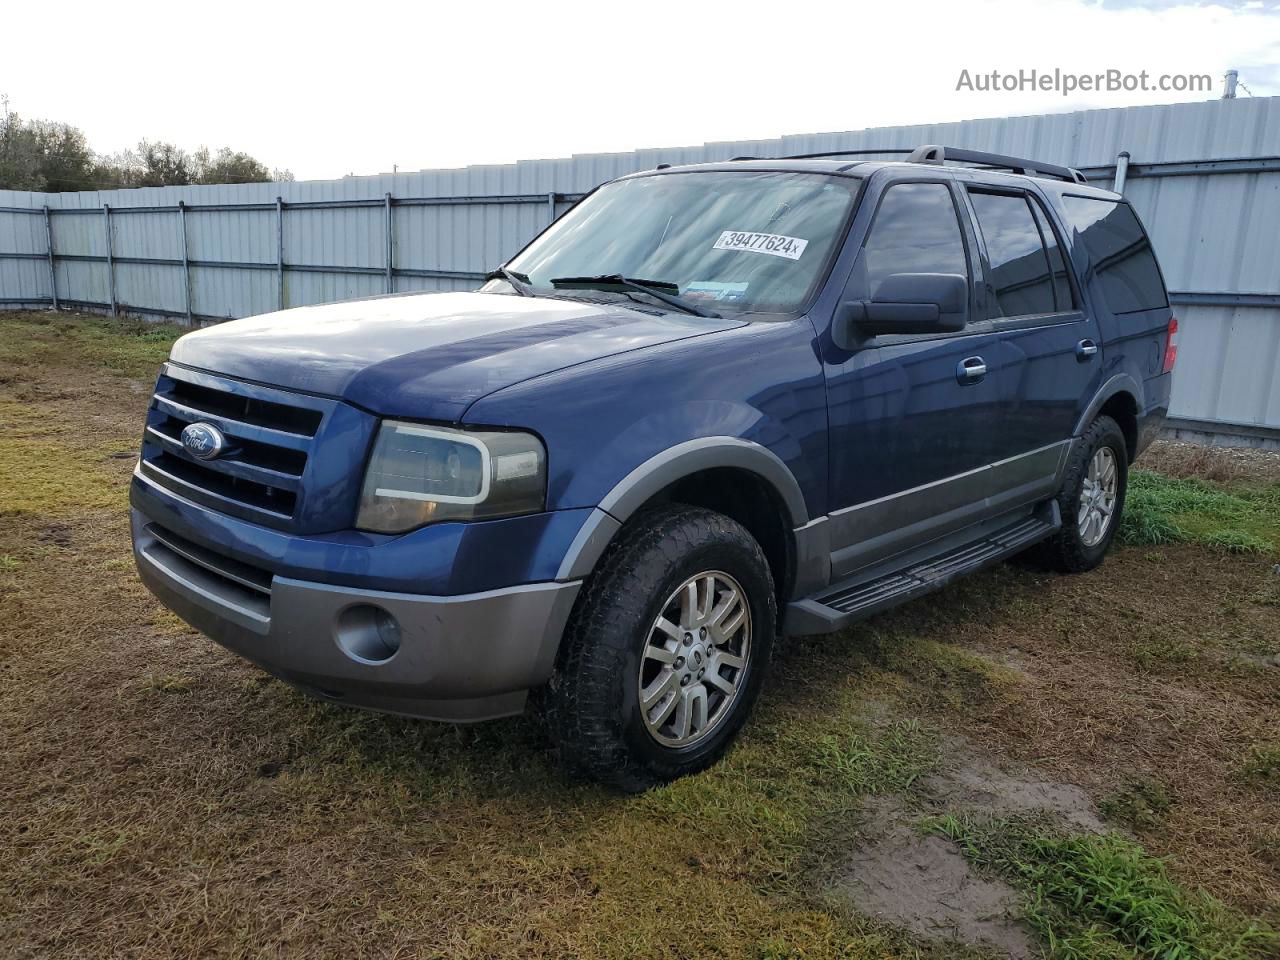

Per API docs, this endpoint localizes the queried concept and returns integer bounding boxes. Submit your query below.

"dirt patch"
[921,736,1105,833]
[833,736,1104,957]
[839,798,1035,959]
[1225,650,1280,670]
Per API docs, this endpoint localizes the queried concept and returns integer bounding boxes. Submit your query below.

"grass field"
[2,311,1278,959]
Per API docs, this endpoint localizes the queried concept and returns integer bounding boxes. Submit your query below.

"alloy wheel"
[637,570,751,747]
[1078,446,1119,547]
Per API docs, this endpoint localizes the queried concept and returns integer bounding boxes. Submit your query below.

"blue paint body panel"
[464,319,830,517]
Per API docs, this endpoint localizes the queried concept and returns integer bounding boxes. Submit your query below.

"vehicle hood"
[169,291,744,421]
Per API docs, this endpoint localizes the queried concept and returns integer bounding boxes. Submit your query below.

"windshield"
[499,171,860,316]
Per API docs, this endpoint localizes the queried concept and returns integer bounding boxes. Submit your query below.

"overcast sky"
[5,0,1278,183]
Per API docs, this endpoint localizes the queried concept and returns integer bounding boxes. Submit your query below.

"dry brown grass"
[2,311,1278,958]
[1139,440,1280,486]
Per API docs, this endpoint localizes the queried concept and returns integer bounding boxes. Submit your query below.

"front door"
[822,175,1005,579]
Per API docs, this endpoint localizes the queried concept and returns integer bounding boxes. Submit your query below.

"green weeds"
[1120,471,1279,553]
[929,814,1277,960]
[1099,778,1173,831]
[1241,743,1280,783]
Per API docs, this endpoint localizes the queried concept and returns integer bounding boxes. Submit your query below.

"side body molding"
[556,437,810,581]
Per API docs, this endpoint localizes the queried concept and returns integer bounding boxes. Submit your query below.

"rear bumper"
[131,510,581,721]
[1136,372,1173,458]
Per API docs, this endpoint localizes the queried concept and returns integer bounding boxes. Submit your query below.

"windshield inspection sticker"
[713,230,808,261]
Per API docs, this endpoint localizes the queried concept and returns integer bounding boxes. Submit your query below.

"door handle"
[957,356,987,383]
[1076,339,1099,361]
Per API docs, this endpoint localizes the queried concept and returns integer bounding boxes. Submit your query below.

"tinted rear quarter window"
[1028,196,1076,311]
[1060,196,1168,314]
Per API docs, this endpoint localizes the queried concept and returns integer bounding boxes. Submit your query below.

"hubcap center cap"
[679,644,708,682]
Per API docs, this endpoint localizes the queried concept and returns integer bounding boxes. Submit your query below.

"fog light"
[335,604,402,664]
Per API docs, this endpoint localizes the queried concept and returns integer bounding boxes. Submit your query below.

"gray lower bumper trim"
[132,511,581,722]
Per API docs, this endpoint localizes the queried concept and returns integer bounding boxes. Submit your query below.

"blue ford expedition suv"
[131,145,1176,790]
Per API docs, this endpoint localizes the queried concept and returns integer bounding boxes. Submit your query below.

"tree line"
[0,109,292,192]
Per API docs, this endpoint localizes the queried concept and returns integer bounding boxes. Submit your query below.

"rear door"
[1057,193,1175,446]
[960,181,1103,511]
[822,174,1004,578]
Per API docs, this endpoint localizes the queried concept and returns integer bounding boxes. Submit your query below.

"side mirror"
[833,273,968,349]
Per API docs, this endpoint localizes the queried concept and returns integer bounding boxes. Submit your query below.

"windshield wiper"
[485,266,535,297]
[549,274,720,319]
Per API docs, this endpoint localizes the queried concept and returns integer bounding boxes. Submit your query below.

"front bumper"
[131,510,581,721]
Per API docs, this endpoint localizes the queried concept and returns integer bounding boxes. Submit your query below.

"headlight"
[356,421,546,533]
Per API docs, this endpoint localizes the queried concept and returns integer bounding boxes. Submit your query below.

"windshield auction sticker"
[713,231,808,261]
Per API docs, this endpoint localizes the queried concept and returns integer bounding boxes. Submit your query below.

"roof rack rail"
[906,144,1089,185]
[727,144,1089,185]
[730,148,914,162]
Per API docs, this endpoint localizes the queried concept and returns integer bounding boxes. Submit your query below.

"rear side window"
[860,182,969,298]
[1060,196,1168,314]
[968,191,1057,318]
[1028,196,1076,311]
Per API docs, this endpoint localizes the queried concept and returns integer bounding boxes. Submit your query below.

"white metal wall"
[1,97,1278,438]
[0,188,53,305]
[1119,159,1280,434]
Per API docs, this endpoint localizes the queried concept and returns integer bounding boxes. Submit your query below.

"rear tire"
[544,505,775,792]
[1030,415,1128,573]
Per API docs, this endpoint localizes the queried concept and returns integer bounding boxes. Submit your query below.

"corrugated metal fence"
[2,96,1279,443]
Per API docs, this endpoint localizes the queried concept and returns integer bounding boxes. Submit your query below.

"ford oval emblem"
[180,422,227,461]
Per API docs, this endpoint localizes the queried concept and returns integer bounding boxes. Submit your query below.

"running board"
[785,504,1060,636]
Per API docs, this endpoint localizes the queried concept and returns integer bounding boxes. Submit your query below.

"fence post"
[103,204,116,317]
[43,206,58,311]
[178,201,192,324]
[276,197,285,311]
[546,191,556,224]
[1113,151,1131,194]
[384,192,394,294]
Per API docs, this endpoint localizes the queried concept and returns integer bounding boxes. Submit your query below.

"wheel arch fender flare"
[1074,373,1143,438]
[555,437,809,581]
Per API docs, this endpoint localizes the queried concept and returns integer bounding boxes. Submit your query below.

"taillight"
[1162,315,1178,374]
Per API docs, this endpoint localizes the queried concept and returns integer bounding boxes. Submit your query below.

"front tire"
[545,505,776,792]
[1032,415,1128,573]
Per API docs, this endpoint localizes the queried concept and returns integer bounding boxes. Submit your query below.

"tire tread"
[544,504,774,791]
[1029,415,1128,573]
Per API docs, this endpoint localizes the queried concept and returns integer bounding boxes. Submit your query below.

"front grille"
[149,415,308,476]
[139,363,335,529]
[146,451,298,516]
[145,522,272,622]
[166,377,323,436]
